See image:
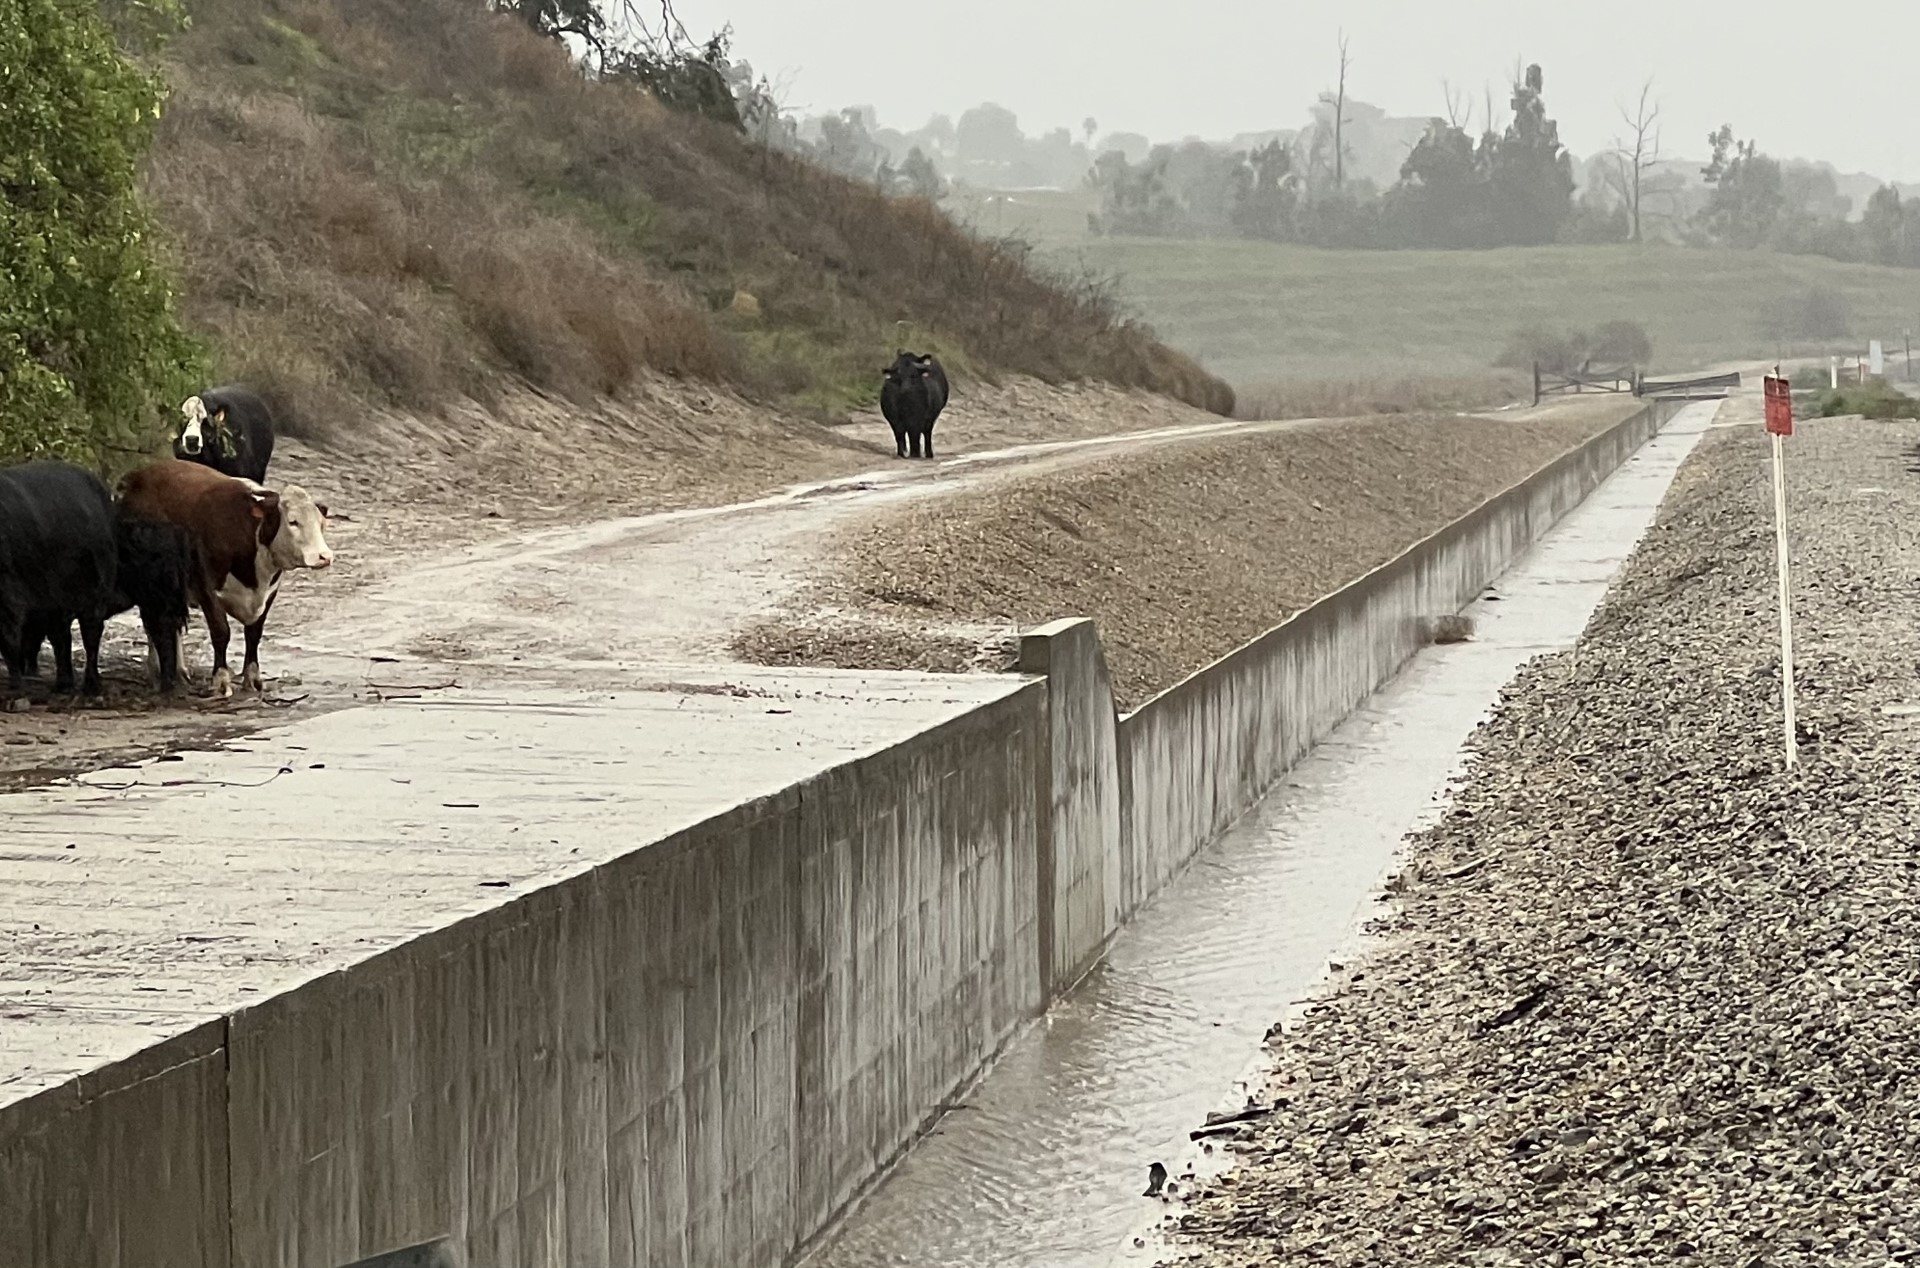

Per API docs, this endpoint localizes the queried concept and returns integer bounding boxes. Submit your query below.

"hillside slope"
[143,0,1230,467]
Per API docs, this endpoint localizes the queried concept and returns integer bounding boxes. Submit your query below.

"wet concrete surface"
[802,400,1719,1268]
[0,665,1025,1109]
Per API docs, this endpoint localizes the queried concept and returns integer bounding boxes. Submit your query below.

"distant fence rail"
[1533,363,1637,405]
[1635,370,1743,400]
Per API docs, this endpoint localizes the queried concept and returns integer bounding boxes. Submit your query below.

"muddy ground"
[0,381,1633,788]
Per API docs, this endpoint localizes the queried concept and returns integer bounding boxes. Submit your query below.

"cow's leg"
[240,591,278,694]
[19,614,40,679]
[45,618,74,695]
[142,610,180,695]
[78,616,104,698]
[204,601,234,699]
[891,423,907,458]
[1,610,24,704]
[2,641,21,705]
[923,427,936,460]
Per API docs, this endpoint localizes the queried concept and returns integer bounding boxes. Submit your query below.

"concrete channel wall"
[3,402,1670,1268]
[1021,400,1673,988]
[3,688,1047,1268]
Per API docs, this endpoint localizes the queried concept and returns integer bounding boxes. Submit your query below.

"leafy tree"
[1859,185,1920,267]
[497,0,603,44]
[1386,118,1493,247]
[1161,140,1241,234]
[1086,150,1183,236]
[899,148,947,202]
[812,107,886,181]
[504,0,744,127]
[954,102,1024,169]
[1487,64,1574,245]
[601,28,742,128]
[1699,125,1784,248]
[1231,140,1299,241]
[0,0,203,466]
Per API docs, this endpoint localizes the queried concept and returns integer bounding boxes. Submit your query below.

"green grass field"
[1056,238,1920,387]
[947,186,1920,390]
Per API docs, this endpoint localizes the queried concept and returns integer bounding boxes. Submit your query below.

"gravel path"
[736,405,1633,709]
[1156,398,1920,1266]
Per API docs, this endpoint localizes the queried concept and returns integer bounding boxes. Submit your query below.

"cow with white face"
[174,385,277,484]
[118,459,333,698]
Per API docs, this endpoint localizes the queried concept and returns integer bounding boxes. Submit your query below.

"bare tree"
[1317,31,1353,190]
[1607,78,1662,243]
[1440,79,1473,131]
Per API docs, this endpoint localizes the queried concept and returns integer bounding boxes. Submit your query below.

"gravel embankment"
[736,406,1629,709]
[1158,403,1920,1266]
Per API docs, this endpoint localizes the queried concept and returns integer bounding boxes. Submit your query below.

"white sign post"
[1763,370,1797,768]
[1829,355,1839,389]
[1871,339,1885,377]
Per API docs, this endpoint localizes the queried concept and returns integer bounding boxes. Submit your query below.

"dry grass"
[144,0,1232,441]
[1235,372,1525,421]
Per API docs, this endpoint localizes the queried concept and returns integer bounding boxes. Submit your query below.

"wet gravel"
[737,407,1625,709]
[1160,404,1920,1267]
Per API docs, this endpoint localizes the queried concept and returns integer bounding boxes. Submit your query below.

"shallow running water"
[804,401,1717,1268]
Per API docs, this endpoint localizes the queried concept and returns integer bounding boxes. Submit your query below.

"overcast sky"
[669,0,1920,181]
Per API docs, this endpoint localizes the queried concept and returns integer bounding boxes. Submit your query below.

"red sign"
[1764,374,1794,437]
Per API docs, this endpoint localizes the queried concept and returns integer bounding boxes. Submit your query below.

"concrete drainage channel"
[2,399,1712,1268]
[805,400,1717,1268]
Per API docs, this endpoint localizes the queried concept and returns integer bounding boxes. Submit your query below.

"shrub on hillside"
[1494,320,1653,374]
[0,0,204,466]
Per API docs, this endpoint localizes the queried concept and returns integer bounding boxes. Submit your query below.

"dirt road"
[0,390,1634,788]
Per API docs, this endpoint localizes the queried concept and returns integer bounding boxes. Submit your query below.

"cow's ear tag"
[249,494,267,522]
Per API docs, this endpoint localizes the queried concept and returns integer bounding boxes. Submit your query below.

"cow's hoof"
[242,665,264,693]
[211,668,234,700]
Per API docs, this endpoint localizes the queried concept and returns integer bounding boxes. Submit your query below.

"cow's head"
[175,395,230,459]
[883,350,933,385]
[253,485,334,571]
[176,396,209,457]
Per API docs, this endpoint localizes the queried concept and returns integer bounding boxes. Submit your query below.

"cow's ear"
[213,408,228,425]
[248,490,278,521]
[315,502,331,520]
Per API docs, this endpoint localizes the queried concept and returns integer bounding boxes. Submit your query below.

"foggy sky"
[670,0,1920,182]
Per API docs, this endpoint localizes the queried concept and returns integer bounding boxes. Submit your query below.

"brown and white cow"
[118,459,333,698]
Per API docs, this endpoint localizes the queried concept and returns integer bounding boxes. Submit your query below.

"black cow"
[879,351,950,459]
[12,501,195,698]
[110,513,195,694]
[173,385,277,483]
[0,462,119,699]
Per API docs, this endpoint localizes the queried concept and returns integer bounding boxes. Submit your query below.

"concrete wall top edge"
[1116,402,1661,725]
[0,1017,226,1139]
[8,679,1051,1140]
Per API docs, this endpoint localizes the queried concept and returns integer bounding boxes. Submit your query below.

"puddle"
[802,400,1719,1268]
